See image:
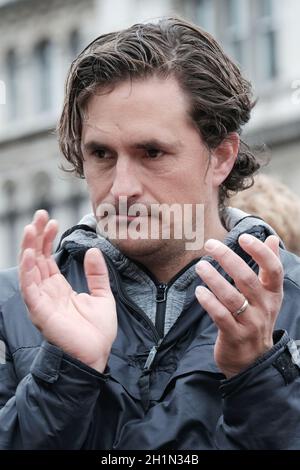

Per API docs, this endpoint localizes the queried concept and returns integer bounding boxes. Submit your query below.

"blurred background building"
[0,0,300,268]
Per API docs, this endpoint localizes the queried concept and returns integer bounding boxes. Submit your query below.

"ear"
[210,132,240,187]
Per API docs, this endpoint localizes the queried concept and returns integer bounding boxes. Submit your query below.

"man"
[1,17,300,450]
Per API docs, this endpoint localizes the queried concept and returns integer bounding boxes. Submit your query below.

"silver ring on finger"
[232,297,249,318]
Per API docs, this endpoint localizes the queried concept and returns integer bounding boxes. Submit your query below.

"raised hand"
[195,234,284,378]
[19,210,117,373]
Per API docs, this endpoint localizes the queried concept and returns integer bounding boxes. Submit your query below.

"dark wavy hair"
[58,17,259,208]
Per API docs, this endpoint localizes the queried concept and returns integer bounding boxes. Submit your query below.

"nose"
[110,155,143,201]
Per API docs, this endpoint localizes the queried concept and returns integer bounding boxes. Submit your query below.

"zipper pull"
[156,283,167,303]
[144,339,163,371]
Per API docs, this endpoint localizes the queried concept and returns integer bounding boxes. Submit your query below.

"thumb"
[84,248,112,297]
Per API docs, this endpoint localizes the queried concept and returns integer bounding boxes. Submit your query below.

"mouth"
[114,214,141,222]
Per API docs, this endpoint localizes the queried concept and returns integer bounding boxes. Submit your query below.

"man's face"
[81,76,217,260]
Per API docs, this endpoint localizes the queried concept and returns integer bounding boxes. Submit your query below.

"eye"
[145,148,164,159]
[92,147,113,159]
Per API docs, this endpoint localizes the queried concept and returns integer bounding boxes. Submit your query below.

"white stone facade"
[0,0,299,268]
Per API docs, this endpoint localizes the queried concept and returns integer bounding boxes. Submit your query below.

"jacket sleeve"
[0,338,108,449]
[214,330,300,449]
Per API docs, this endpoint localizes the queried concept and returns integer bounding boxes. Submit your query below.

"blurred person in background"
[1,17,300,450]
[229,174,300,256]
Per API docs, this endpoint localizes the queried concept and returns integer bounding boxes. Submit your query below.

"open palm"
[19,210,117,373]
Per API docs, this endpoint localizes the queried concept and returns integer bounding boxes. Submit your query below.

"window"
[258,0,272,18]
[69,29,81,60]
[2,179,16,205]
[254,0,277,80]
[32,171,52,214]
[5,49,18,120]
[219,0,277,85]
[222,0,250,70]
[34,39,53,112]
[187,0,215,34]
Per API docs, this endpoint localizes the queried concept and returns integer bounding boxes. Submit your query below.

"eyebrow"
[82,140,113,154]
[82,138,183,153]
[133,138,182,151]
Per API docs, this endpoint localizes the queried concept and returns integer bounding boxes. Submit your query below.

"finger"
[195,285,239,334]
[19,237,42,290]
[19,224,37,263]
[35,254,50,281]
[19,248,41,310]
[238,234,283,292]
[32,211,53,280]
[20,247,36,288]
[264,235,280,257]
[196,260,247,314]
[42,219,59,257]
[20,211,49,279]
[20,221,49,281]
[204,239,261,303]
[41,219,60,276]
[19,210,49,262]
[33,210,49,255]
[84,248,112,297]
